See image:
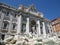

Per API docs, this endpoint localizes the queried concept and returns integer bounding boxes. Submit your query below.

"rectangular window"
[12,24,16,30]
[3,23,8,29]
[6,11,9,16]
[13,25,15,30]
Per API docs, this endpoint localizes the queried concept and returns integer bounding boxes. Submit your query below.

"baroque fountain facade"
[0,3,60,45]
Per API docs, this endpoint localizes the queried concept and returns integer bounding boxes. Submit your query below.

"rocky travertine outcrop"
[4,33,60,45]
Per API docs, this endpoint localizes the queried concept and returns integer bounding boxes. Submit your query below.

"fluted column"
[36,20,41,36]
[17,15,22,34]
[42,22,46,38]
[26,18,29,34]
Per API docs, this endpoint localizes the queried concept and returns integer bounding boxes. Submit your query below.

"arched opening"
[30,20,36,33]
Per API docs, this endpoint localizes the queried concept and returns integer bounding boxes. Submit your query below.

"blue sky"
[0,0,60,20]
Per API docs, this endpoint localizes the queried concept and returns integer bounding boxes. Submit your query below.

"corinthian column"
[26,18,29,34]
[42,22,46,38]
[17,15,22,34]
[36,20,41,36]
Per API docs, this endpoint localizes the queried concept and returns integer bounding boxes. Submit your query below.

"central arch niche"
[30,20,37,33]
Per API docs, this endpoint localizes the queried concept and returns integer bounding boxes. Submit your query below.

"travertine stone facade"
[0,3,52,40]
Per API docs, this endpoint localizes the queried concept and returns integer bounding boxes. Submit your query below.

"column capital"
[26,17,29,20]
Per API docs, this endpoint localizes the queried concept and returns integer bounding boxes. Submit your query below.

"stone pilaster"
[8,15,12,33]
[26,18,29,34]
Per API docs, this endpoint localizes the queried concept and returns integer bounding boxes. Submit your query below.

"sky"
[0,0,60,20]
